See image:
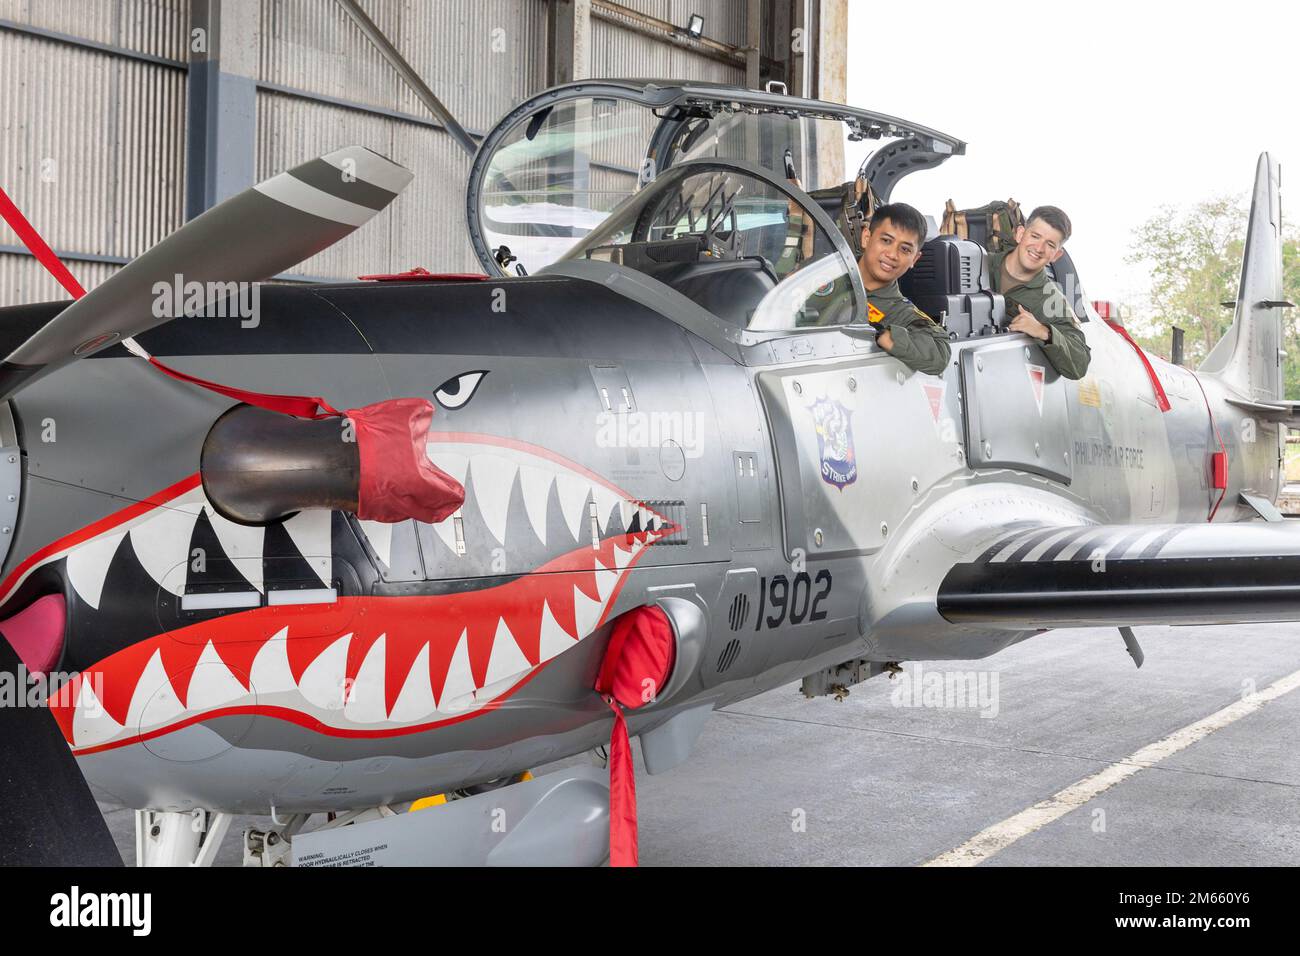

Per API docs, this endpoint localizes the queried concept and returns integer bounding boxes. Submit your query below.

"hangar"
[0,0,1294,884]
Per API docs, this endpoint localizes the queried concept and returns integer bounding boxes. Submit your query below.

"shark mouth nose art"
[17,434,679,755]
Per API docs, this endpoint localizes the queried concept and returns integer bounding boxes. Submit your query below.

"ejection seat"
[813,175,1008,339]
[807,175,874,258]
[899,235,1008,339]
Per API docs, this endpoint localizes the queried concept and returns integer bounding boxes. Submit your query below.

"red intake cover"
[595,605,676,867]
[347,398,465,523]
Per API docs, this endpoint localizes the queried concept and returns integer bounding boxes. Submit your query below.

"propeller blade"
[0,145,412,399]
[0,638,122,865]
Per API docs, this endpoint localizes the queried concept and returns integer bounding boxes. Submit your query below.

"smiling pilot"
[857,201,952,377]
[989,206,1092,379]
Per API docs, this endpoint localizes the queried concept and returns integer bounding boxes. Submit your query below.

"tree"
[1125,196,1300,398]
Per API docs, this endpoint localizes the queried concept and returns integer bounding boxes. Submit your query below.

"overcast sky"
[845,0,1297,307]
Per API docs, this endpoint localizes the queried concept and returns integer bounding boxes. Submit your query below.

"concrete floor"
[100,622,1300,866]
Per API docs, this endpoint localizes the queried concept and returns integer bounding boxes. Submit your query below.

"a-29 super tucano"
[0,80,1295,866]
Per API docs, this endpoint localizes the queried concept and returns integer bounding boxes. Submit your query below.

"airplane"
[0,78,1295,867]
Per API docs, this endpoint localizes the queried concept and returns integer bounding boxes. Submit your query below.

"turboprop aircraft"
[0,79,1295,866]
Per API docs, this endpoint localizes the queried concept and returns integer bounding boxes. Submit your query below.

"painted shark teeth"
[59,481,328,611]
[249,628,296,696]
[554,472,591,542]
[344,634,389,724]
[184,641,250,712]
[482,618,532,689]
[573,582,604,638]
[537,599,576,664]
[438,629,477,713]
[298,634,351,712]
[282,511,332,587]
[63,517,666,748]
[469,456,518,546]
[72,678,122,749]
[65,530,127,610]
[204,505,266,591]
[518,465,553,547]
[129,506,200,596]
[419,439,673,559]
[387,642,435,723]
[594,556,620,604]
[55,438,676,753]
[125,649,177,732]
[357,519,394,569]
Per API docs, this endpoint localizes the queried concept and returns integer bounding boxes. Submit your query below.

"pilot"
[990,206,1091,379]
[857,202,951,376]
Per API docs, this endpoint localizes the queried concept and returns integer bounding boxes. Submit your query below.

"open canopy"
[465,79,966,278]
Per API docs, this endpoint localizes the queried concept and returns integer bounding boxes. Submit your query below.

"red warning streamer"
[0,185,86,299]
[1105,319,1172,413]
[595,605,676,867]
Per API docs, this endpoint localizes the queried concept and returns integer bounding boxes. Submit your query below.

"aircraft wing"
[937,521,1300,629]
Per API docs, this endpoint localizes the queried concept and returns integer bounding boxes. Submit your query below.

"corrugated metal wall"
[592,1,746,85]
[2,0,753,303]
[256,0,550,277]
[0,0,192,60]
[0,0,189,305]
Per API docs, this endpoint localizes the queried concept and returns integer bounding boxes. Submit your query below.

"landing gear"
[134,809,231,867]
[243,813,310,867]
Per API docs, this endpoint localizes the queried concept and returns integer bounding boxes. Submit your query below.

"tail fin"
[1200,153,1288,401]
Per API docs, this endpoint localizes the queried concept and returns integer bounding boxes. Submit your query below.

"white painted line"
[267,587,338,606]
[924,666,1300,867]
[1022,528,1077,562]
[181,591,261,611]
[322,146,413,194]
[254,173,376,227]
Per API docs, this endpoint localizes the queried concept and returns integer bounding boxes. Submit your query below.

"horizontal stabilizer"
[1225,396,1300,427]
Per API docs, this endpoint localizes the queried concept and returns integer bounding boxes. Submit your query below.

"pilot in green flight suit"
[855,202,951,377]
[989,205,1091,380]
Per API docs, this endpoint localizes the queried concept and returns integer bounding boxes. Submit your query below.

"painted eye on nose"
[434,370,488,410]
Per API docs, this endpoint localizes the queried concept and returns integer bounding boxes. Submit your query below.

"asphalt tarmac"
[100,622,1300,866]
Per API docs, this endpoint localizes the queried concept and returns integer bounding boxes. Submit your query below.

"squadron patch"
[867,302,886,324]
[813,281,836,297]
[811,397,858,489]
